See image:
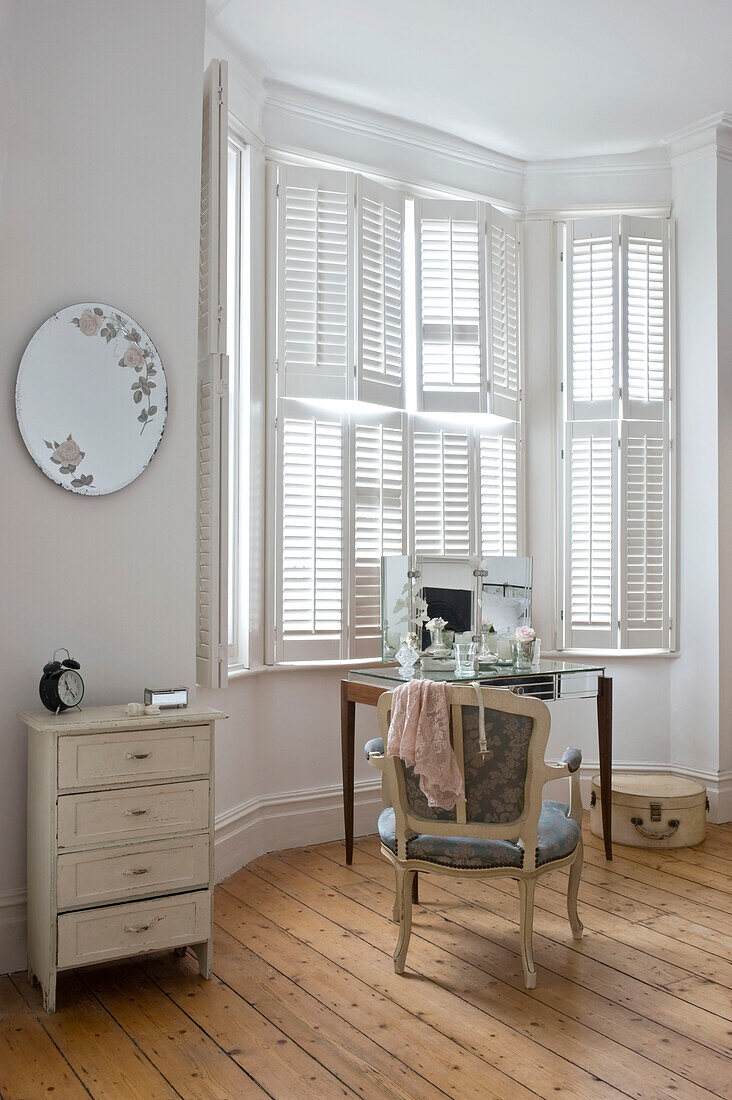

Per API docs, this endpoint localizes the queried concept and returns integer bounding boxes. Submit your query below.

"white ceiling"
[210,0,732,161]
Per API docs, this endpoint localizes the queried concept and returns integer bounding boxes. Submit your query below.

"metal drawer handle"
[124,916,163,934]
[126,751,151,760]
[123,867,150,876]
[123,808,150,817]
[630,816,680,841]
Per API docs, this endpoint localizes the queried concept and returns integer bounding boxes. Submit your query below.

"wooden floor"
[1,819,731,1100]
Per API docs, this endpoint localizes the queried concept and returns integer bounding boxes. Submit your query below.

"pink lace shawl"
[386,679,465,811]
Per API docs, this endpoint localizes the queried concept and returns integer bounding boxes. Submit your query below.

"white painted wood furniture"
[368,685,584,988]
[22,703,226,1012]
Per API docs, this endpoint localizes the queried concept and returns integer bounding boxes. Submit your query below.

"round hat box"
[590,772,707,849]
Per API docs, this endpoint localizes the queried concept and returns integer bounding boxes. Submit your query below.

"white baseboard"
[0,890,27,976]
[214,775,383,882]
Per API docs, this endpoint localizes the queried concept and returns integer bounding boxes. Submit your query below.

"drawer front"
[57,780,209,848]
[57,889,211,969]
[57,834,210,910]
[58,726,210,790]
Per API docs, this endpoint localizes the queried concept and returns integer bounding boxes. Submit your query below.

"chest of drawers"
[21,703,226,1012]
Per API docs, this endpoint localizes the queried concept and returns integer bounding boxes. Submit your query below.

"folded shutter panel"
[415,198,486,413]
[276,398,345,661]
[356,177,405,408]
[412,418,473,556]
[564,420,618,649]
[487,208,520,421]
[197,59,229,689]
[620,421,669,648]
[351,409,406,657]
[567,216,619,421]
[276,163,353,400]
[479,424,519,557]
[621,216,669,421]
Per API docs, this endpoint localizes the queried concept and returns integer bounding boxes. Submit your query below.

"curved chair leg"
[567,838,584,940]
[393,866,415,974]
[391,861,403,922]
[518,877,537,989]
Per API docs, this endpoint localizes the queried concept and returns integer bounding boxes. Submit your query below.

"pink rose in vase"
[78,309,101,336]
[123,345,145,370]
[515,626,536,643]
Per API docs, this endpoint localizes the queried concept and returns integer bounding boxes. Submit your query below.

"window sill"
[227,657,384,681]
[543,649,679,661]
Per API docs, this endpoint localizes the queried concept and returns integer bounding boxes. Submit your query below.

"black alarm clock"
[39,648,84,713]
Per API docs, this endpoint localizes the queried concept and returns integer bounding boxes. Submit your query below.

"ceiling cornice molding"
[206,21,266,109]
[526,148,669,180]
[263,80,527,179]
[663,110,732,165]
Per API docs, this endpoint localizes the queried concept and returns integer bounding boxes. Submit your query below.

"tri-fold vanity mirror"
[381,554,533,666]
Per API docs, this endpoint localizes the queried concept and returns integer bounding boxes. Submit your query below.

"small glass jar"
[512,637,537,670]
[453,641,477,677]
[495,631,514,663]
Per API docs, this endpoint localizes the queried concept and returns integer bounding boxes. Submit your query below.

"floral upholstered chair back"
[379,684,552,869]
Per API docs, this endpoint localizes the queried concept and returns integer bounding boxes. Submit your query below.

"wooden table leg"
[341,681,356,864]
[597,675,613,860]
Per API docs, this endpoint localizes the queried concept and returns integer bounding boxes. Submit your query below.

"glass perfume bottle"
[395,633,421,677]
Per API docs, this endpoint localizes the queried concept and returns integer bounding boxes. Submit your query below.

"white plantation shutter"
[487,208,520,420]
[412,418,473,556]
[564,421,618,649]
[275,163,353,400]
[356,177,405,408]
[350,410,406,656]
[415,199,486,412]
[479,424,518,557]
[567,217,619,421]
[197,59,229,689]
[276,398,345,661]
[621,216,669,421]
[620,421,669,648]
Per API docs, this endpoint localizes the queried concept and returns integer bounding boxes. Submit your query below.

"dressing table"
[340,660,613,864]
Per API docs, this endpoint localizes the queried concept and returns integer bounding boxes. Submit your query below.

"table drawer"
[57,780,209,848]
[57,834,210,910]
[57,889,211,969]
[58,726,210,790]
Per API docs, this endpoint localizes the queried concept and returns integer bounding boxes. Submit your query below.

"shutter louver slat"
[489,209,520,420]
[567,217,618,421]
[620,421,669,648]
[413,422,472,556]
[357,178,405,408]
[197,59,228,689]
[278,400,344,660]
[565,421,617,649]
[479,428,518,557]
[352,414,405,655]
[278,165,352,400]
[622,216,668,421]
[416,199,485,412]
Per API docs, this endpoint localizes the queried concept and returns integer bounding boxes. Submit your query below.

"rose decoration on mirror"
[16,304,167,495]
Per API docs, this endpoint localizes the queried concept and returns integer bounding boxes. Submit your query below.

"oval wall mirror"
[15,303,167,495]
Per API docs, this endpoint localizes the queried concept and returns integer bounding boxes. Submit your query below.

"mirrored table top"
[350,659,605,684]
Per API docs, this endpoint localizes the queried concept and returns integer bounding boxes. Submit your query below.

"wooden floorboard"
[1,817,730,1099]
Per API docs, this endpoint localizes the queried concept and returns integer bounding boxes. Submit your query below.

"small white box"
[143,687,189,709]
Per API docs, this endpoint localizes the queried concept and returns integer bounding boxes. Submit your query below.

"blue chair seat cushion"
[378,800,580,870]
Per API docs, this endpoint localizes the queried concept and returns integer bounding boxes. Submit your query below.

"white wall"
[668,152,720,790]
[0,0,206,972]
